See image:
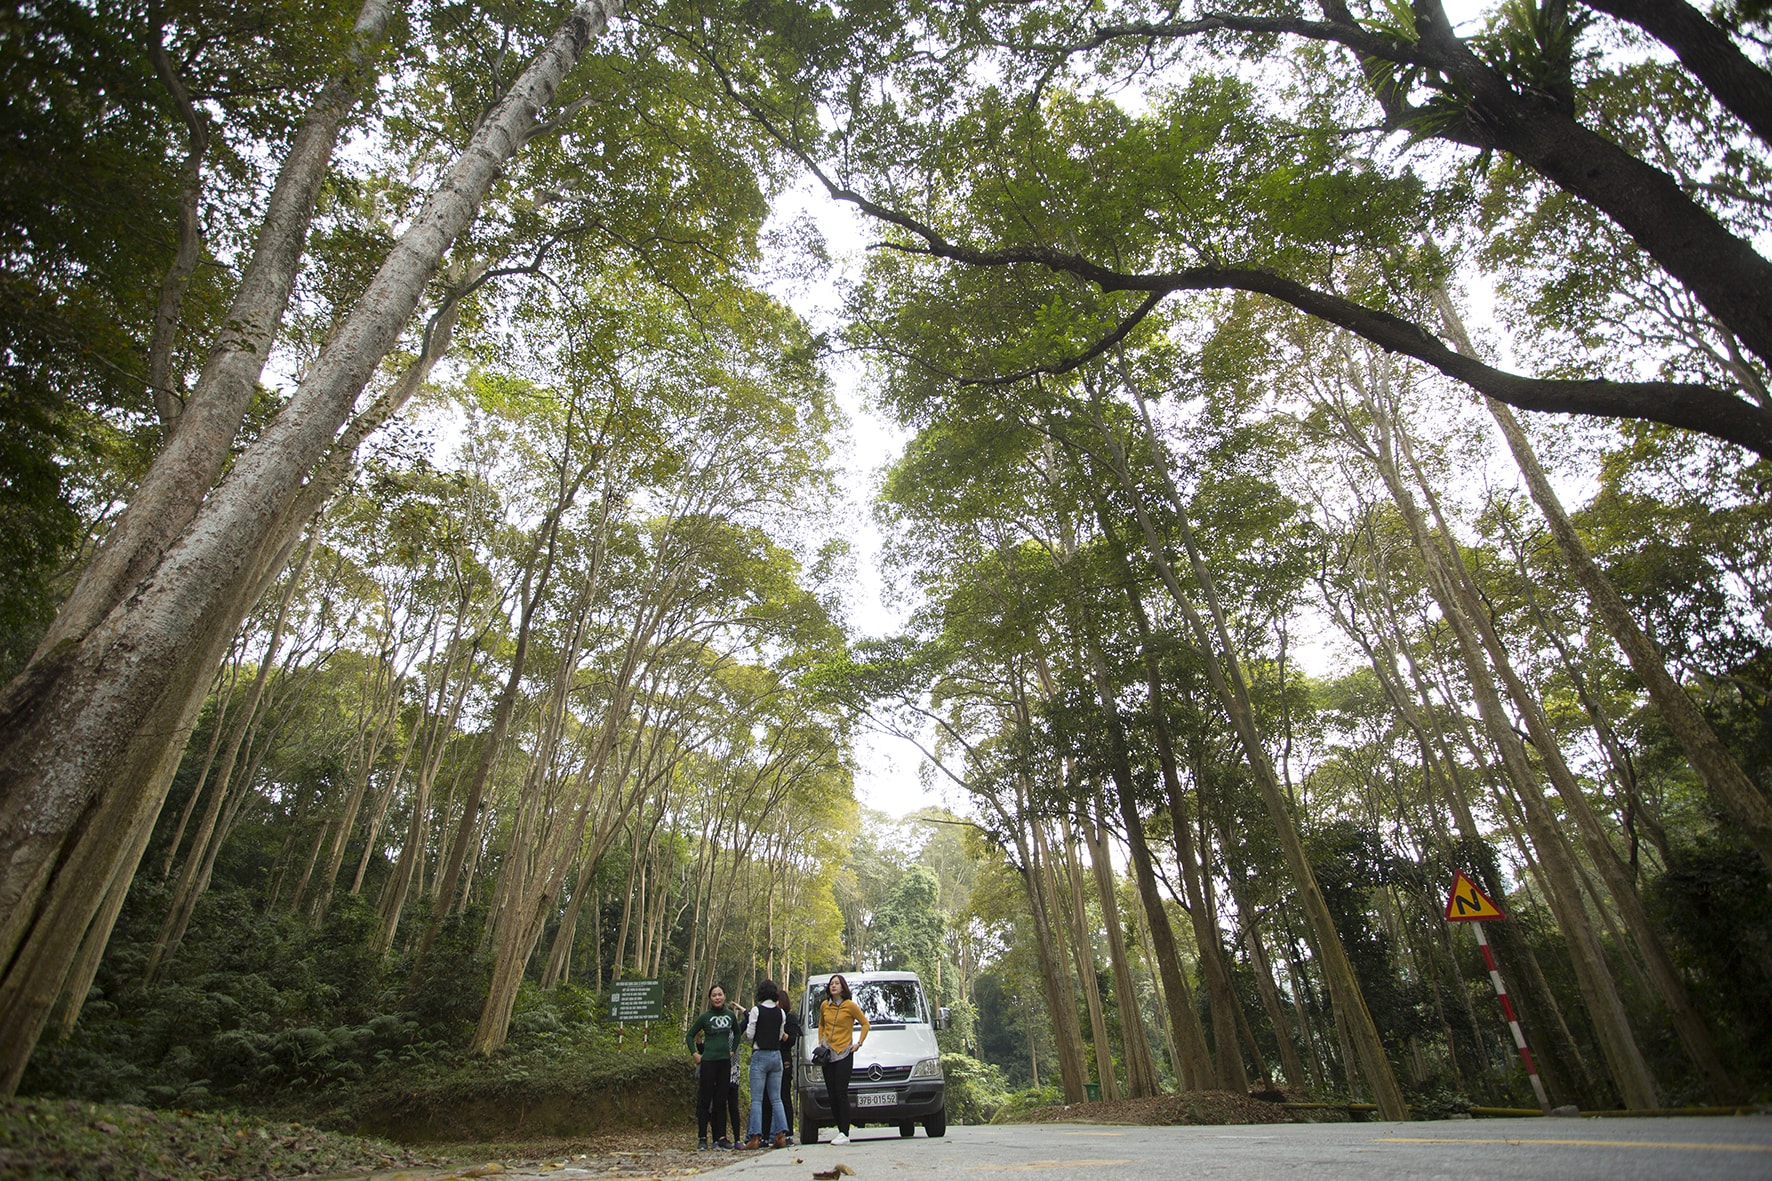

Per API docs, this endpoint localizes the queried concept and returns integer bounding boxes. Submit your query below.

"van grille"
[859,1064,912,1083]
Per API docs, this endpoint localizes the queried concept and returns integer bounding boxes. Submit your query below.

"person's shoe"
[715,1138,733,1150]
[745,1135,763,1150]
[831,1132,850,1145]
[697,1139,708,1151]
[772,1132,788,1149]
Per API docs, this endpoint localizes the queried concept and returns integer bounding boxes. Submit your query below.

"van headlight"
[909,1056,943,1080]
[800,1064,822,1088]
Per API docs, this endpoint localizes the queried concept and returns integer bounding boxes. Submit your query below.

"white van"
[796,970,948,1141]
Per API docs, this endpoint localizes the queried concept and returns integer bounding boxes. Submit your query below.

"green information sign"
[609,979,664,1022]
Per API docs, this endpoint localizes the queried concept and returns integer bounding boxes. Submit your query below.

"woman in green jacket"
[686,984,740,1149]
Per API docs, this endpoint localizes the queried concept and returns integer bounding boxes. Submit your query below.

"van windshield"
[809,979,925,1026]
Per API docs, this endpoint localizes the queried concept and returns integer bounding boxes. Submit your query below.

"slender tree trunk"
[979,762,1090,1103]
[542,869,591,989]
[1131,890,1182,1083]
[1076,630,1215,1091]
[1082,813,1160,1096]
[142,4,212,428]
[1019,821,1091,1103]
[1387,381,1732,1100]
[1440,324,1772,878]
[1107,548,1250,1093]
[156,658,240,881]
[1058,813,1120,1101]
[145,533,315,983]
[51,810,158,1037]
[424,453,600,959]
[1343,541,1587,1104]
[1084,390,1409,1119]
[1227,869,1309,1090]
[1322,367,1658,1110]
[34,0,394,658]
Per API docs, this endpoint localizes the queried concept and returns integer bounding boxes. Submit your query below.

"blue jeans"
[748,1050,786,1137]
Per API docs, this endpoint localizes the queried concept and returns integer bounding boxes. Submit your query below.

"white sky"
[764,180,948,819]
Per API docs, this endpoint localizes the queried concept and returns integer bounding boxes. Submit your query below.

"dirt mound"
[1012,1090,1294,1126]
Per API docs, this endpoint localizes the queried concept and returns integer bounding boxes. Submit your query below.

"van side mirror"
[937,1007,951,1031]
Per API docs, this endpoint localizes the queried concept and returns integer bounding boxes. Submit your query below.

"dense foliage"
[2,0,1769,1136]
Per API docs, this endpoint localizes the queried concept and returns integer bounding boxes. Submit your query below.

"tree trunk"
[1342,540,1588,1104]
[1082,812,1161,1096]
[1439,278,1767,858]
[35,0,395,658]
[145,533,315,983]
[1227,869,1309,1090]
[1131,888,1183,1083]
[1086,390,1409,1119]
[1078,632,1215,1091]
[1468,371,1772,879]
[1058,812,1120,1101]
[1108,552,1250,1094]
[0,0,621,1095]
[50,810,158,1037]
[1321,365,1659,1110]
[542,869,591,989]
[978,761,1091,1104]
[1372,342,1737,1101]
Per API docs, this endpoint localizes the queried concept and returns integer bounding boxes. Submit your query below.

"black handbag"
[811,1044,831,1064]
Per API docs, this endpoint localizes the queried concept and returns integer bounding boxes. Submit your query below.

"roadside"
[0,1090,1345,1179]
[0,1099,728,1181]
[1010,1090,1296,1127]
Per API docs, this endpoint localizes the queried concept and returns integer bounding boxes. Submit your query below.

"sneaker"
[832,1132,850,1145]
[715,1138,733,1150]
[697,1139,708,1152]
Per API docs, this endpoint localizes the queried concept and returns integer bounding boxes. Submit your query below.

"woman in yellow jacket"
[816,973,870,1144]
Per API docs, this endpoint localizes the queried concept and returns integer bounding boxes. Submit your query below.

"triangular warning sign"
[1444,870,1506,922]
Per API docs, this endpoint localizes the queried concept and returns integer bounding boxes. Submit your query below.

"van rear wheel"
[923,1107,946,1138]
[899,1122,915,1138]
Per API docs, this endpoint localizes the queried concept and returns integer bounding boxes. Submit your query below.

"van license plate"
[855,1092,894,1108]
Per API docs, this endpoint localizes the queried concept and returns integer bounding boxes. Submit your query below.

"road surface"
[695,1117,1772,1181]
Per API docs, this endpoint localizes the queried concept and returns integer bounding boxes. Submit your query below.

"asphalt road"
[699,1117,1772,1181]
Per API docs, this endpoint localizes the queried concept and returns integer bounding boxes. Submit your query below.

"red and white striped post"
[1445,870,1551,1114]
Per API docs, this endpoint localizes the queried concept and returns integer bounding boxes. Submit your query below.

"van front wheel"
[899,1122,915,1138]
[800,1114,819,1144]
[923,1107,946,1138]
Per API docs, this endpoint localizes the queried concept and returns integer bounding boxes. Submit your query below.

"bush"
[940,1053,1008,1125]
[990,1083,1061,1122]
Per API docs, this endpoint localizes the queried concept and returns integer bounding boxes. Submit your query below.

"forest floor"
[0,1099,720,1181]
[1012,1089,1304,1127]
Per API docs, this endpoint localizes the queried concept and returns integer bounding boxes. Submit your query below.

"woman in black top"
[778,993,802,1142]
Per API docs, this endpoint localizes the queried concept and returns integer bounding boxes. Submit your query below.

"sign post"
[1444,870,1551,1114]
[609,979,664,1051]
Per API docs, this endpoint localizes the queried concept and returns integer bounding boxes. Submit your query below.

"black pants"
[820,1053,856,1134]
[697,1057,729,1141]
[780,1050,795,1133]
[726,1070,742,1140]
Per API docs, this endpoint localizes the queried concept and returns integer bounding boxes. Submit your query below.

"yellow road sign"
[1445,870,1506,921]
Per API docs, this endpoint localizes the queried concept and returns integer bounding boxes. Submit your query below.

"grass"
[0,1096,440,1180]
